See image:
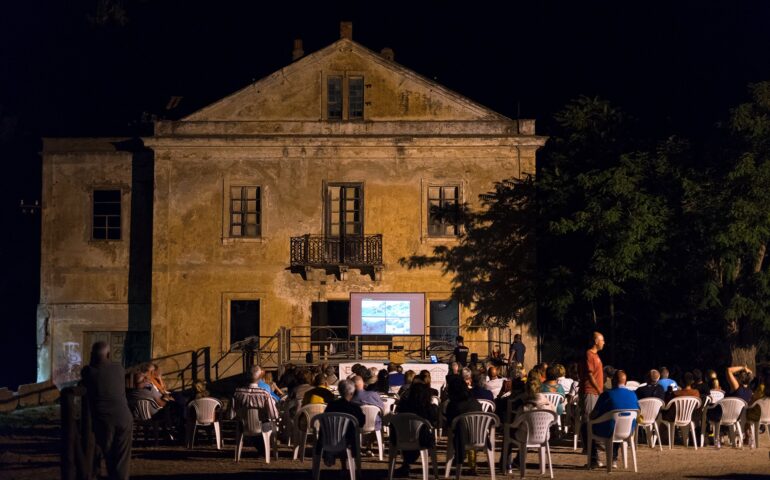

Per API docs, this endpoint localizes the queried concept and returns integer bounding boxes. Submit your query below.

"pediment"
[184,39,509,122]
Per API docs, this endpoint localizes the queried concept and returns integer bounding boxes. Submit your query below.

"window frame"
[91,188,123,241]
[421,180,465,242]
[228,185,262,238]
[324,181,364,238]
[323,71,365,121]
[427,183,461,237]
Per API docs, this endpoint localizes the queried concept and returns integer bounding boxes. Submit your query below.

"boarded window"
[327,76,343,120]
[428,185,460,236]
[348,76,364,120]
[92,189,121,240]
[230,186,261,237]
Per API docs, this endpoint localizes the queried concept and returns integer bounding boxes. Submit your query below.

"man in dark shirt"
[80,341,133,480]
[453,336,470,367]
[635,369,666,400]
[387,363,405,387]
[320,379,365,469]
[509,334,526,369]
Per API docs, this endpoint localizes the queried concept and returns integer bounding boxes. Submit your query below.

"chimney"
[292,38,304,61]
[340,21,353,40]
[380,47,394,62]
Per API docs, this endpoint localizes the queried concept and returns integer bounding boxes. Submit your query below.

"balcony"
[290,234,383,280]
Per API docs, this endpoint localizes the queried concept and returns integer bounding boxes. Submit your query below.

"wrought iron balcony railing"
[290,234,383,268]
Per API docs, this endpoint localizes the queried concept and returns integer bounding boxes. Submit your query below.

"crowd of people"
[79,332,770,479]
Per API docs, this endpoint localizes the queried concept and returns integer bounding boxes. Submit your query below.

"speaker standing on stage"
[453,336,470,367]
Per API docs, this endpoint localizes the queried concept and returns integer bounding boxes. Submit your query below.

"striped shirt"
[233,384,279,421]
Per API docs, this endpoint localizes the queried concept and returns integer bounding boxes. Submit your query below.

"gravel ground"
[2,406,769,480]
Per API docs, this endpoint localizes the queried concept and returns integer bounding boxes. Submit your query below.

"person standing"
[80,342,133,480]
[508,334,526,370]
[578,331,605,464]
[453,336,470,367]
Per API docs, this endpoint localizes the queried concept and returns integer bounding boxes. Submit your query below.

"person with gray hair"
[318,379,365,469]
[635,369,665,400]
[80,341,133,480]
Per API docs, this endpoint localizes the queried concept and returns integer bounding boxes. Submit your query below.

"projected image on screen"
[361,300,411,334]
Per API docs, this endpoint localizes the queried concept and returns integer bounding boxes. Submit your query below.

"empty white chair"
[587,409,639,473]
[311,412,362,480]
[748,397,770,449]
[541,393,565,435]
[636,397,664,450]
[360,404,384,461]
[186,397,222,449]
[234,405,278,463]
[293,402,327,460]
[708,397,747,448]
[445,412,500,480]
[503,409,557,479]
[385,413,439,480]
[478,399,496,413]
[382,396,398,415]
[660,397,701,449]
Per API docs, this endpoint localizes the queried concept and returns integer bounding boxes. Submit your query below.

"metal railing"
[290,234,383,267]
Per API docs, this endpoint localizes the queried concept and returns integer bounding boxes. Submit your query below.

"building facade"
[38,28,544,386]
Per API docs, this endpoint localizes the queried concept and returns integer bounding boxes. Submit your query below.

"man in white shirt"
[484,366,504,398]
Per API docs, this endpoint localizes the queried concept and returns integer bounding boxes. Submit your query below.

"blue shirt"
[657,378,678,392]
[591,386,639,438]
[257,380,280,402]
[388,372,405,387]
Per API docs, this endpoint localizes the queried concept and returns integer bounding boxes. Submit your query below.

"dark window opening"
[230,186,261,237]
[230,300,260,345]
[429,299,459,344]
[349,76,364,120]
[327,76,343,120]
[428,185,460,236]
[93,189,121,240]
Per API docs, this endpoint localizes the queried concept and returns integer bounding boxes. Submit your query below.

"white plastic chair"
[708,397,747,448]
[503,409,557,479]
[445,411,500,480]
[625,381,640,391]
[748,397,770,449]
[541,393,565,435]
[360,404,384,461]
[478,399,496,413]
[234,405,278,463]
[709,390,725,403]
[636,397,664,450]
[382,397,398,415]
[587,409,639,473]
[660,397,701,449]
[384,413,439,480]
[293,403,327,460]
[311,412,362,480]
[186,397,222,449]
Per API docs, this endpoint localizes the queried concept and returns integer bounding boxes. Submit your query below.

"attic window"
[327,76,343,120]
[326,74,364,120]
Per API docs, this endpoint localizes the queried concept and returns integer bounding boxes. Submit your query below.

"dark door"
[429,299,459,344]
[311,300,350,358]
[230,300,260,345]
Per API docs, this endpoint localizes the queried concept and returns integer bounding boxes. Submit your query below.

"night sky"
[2,1,769,389]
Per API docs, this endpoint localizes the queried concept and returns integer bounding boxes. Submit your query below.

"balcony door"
[325,183,363,263]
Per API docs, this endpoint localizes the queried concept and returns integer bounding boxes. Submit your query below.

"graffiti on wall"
[53,341,82,388]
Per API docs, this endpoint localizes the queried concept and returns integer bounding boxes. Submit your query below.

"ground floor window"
[230,300,260,345]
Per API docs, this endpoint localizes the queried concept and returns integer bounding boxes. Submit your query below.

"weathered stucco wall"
[39,139,134,384]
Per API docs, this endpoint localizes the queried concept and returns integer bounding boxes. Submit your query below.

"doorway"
[429,299,459,345]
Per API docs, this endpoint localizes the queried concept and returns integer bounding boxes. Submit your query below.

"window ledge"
[421,236,461,245]
[222,237,266,245]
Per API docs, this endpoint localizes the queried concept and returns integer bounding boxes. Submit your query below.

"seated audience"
[393,382,438,476]
[541,365,566,415]
[692,369,709,396]
[324,366,339,386]
[587,370,638,467]
[351,375,385,429]
[636,369,666,400]
[419,370,440,398]
[505,375,555,470]
[657,367,679,393]
[469,373,494,401]
[555,363,576,398]
[485,366,504,398]
[319,380,365,471]
[398,370,416,398]
[726,365,753,402]
[445,375,482,464]
[302,373,335,405]
[388,363,405,387]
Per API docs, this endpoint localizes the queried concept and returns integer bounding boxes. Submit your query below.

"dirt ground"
[1,406,769,480]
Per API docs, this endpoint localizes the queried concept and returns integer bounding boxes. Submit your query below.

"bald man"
[587,370,639,468]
